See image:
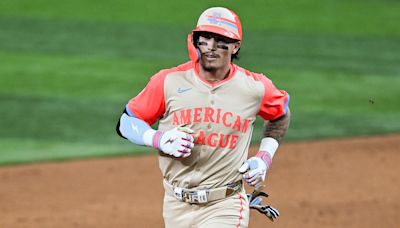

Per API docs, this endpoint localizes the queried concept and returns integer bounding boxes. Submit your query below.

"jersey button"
[210,100,214,105]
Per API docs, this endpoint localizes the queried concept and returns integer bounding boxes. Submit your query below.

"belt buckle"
[174,187,184,201]
[183,190,209,204]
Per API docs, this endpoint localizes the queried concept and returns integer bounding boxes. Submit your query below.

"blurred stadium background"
[0,0,399,164]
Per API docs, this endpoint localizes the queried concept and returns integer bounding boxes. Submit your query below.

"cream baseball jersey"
[127,61,289,190]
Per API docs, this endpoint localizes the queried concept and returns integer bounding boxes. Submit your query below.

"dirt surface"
[1,134,399,228]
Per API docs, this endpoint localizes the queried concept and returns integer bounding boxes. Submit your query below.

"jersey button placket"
[209,89,215,133]
[210,89,216,106]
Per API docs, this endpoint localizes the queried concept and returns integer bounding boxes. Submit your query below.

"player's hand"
[238,157,268,187]
[155,127,195,158]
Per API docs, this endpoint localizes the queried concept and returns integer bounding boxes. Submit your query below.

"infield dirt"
[1,134,399,228]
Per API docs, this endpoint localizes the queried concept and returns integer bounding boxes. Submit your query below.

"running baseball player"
[116,7,290,228]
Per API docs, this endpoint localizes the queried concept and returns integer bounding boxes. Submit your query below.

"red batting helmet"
[187,7,242,62]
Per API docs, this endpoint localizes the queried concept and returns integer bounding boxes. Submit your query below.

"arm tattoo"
[262,108,291,143]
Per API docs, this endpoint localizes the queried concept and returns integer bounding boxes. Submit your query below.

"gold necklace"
[206,78,222,82]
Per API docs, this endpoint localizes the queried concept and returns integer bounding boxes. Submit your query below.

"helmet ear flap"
[187,33,200,63]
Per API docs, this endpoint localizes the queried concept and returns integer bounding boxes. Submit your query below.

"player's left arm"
[239,110,291,187]
[239,75,291,187]
[262,108,291,143]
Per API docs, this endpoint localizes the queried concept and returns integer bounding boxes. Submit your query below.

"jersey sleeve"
[126,72,166,126]
[257,75,290,121]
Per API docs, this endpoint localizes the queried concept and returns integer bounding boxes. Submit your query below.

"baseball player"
[116,7,290,228]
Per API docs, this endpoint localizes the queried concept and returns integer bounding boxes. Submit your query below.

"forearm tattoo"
[262,108,291,143]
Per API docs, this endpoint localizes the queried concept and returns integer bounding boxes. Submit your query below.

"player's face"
[197,32,240,72]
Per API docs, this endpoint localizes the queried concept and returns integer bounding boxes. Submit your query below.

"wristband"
[256,137,279,168]
[152,131,163,149]
[143,129,157,147]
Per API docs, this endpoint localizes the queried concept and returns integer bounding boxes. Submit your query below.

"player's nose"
[206,38,217,50]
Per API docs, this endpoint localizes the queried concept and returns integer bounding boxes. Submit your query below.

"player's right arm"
[115,71,194,158]
[116,108,194,158]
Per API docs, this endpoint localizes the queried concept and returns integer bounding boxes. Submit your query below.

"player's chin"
[200,61,219,72]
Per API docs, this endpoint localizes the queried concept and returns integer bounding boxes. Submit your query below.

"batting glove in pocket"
[247,190,280,221]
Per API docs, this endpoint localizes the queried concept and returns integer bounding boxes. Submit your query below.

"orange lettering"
[204,107,215,122]
[219,134,230,148]
[172,111,180,125]
[222,112,233,127]
[193,107,202,123]
[207,132,218,147]
[196,130,205,145]
[180,109,192,124]
[242,119,250,133]
[232,116,241,131]
[229,135,239,149]
[216,108,222,124]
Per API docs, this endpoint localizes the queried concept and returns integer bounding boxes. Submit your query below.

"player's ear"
[232,41,241,55]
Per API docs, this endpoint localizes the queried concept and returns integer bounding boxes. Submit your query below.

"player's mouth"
[204,53,218,60]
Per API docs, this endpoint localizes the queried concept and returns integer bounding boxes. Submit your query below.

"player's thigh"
[198,191,249,228]
[163,192,194,228]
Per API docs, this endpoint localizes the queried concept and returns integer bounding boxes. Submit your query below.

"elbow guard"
[116,110,156,146]
[116,109,129,139]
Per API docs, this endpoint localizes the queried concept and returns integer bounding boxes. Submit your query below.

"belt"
[163,179,242,204]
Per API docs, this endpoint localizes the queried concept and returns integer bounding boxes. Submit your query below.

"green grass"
[1,0,399,36]
[0,138,147,165]
[253,70,400,140]
[0,0,399,164]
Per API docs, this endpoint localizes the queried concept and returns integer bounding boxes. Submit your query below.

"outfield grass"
[0,0,399,164]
